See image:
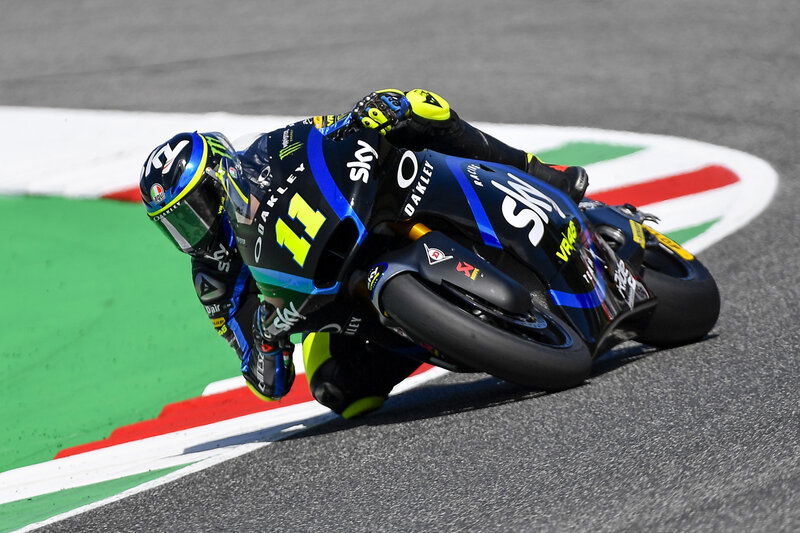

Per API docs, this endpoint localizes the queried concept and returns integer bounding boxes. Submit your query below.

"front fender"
[367,231,531,316]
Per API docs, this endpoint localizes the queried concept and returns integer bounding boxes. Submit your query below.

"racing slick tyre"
[634,237,720,347]
[380,273,592,391]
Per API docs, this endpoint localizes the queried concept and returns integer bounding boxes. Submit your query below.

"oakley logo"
[397,150,418,189]
[146,139,190,176]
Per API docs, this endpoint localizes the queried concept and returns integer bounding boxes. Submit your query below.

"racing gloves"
[242,301,296,400]
[352,89,411,134]
[351,88,454,135]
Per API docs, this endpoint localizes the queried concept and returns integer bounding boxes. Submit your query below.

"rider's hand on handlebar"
[352,90,410,134]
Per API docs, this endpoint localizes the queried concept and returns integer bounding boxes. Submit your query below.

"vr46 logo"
[555,220,578,262]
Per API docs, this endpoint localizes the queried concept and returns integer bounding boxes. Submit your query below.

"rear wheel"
[380,273,592,391]
[635,232,720,347]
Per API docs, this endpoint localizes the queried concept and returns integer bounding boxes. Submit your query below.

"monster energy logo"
[203,135,233,158]
[279,141,303,160]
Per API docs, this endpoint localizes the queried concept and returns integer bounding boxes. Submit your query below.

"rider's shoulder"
[233,119,310,154]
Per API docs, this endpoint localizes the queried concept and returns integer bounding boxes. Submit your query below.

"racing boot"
[303,332,422,419]
[525,153,589,203]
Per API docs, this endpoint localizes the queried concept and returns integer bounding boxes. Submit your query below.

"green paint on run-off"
[536,141,644,167]
[666,218,721,243]
[0,464,190,532]
[0,196,240,473]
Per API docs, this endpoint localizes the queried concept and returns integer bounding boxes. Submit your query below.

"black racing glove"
[243,302,296,400]
[351,89,411,134]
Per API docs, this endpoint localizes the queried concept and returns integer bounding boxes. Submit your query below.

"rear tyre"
[635,242,720,347]
[380,273,592,391]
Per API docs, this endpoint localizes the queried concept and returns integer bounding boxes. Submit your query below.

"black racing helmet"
[140,131,242,255]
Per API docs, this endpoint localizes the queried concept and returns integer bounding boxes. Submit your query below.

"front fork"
[578,202,665,353]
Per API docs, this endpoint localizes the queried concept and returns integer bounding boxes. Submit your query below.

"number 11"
[274,193,326,267]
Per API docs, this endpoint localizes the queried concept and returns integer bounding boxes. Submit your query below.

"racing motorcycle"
[227,123,720,391]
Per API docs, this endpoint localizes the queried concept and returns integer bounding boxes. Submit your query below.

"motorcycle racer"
[138,89,589,418]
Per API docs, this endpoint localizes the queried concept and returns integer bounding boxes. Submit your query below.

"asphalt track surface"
[4,1,799,531]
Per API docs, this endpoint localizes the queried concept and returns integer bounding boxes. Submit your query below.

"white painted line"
[14,443,271,533]
[678,148,776,253]
[201,375,246,396]
[0,107,775,199]
[477,123,778,235]
[0,367,449,506]
[639,186,740,236]
[14,367,450,532]
[0,106,301,197]
[0,106,777,257]
[585,149,720,192]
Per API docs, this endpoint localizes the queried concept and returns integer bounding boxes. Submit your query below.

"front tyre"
[380,273,592,391]
[635,230,720,347]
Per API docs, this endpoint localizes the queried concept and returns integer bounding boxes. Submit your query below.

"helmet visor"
[151,180,222,254]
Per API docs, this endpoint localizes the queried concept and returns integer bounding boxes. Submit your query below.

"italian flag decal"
[0,107,777,531]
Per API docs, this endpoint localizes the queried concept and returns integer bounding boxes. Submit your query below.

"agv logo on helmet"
[150,183,165,202]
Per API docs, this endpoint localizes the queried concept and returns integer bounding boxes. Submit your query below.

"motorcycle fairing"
[226,123,386,335]
[367,230,532,316]
[397,151,648,346]
[444,157,503,249]
[304,125,370,242]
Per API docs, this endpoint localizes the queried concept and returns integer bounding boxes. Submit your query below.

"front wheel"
[634,229,720,347]
[380,273,592,391]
